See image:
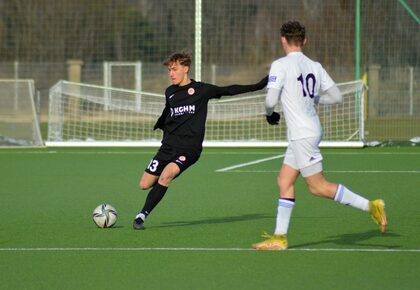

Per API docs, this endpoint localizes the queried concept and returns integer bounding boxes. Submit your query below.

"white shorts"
[284,136,323,177]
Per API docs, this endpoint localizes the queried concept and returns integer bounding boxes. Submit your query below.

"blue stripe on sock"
[335,184,344,203]
[279,199,295,208]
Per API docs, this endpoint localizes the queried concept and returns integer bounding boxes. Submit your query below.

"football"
[92,203,118,228]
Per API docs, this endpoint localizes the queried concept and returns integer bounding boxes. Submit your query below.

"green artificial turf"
[0,147,419,289]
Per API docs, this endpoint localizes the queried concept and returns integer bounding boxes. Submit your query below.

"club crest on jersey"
[269,75,277,82]
[175,155,186,165]
[188,88,195,95]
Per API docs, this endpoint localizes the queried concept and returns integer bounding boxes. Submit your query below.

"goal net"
[47,80,364,147]
[0,79,43,146]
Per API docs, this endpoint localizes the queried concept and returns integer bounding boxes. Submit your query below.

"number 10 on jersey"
[297,73,316,98]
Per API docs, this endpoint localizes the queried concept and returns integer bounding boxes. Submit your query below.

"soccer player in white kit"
[252,21,387,250]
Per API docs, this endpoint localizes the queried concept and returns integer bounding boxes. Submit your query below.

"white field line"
[215,154,420,173]
[0,247,419,253]
[222,170,420,174]
[215,154,284,172]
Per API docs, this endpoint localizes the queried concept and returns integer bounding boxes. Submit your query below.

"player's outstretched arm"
[215,75,268,97]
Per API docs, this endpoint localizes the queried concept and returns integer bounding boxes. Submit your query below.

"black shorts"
[144,144,201,176]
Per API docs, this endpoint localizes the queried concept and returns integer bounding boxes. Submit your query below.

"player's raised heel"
[133,217,146,230]
[369,199,387,233]
[252,232,288,250]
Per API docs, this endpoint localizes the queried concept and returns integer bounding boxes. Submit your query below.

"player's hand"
[266,112,280,125]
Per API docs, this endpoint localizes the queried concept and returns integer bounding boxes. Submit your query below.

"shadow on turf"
[291,230,401,249]
[153,213,272,228]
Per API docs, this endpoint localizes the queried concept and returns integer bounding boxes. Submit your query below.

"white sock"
[334,184,369,212]
[274,198,295,235]
[135,213,146,221]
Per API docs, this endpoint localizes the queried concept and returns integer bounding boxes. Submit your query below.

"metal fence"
[0,0,418,142]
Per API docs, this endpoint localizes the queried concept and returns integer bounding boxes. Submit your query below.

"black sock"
[140,183,168,218]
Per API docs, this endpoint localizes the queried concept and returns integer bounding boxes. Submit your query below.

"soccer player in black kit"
[133,52,267,229]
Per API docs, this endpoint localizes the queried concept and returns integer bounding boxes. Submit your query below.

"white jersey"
[267,52,335,140]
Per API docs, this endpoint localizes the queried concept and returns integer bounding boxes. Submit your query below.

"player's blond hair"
[163,51,192,67]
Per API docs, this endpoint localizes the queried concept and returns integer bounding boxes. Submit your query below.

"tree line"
[0,0,418,67]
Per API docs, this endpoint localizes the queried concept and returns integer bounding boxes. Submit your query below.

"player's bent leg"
[304,167,387,233]
[134,165,177,230]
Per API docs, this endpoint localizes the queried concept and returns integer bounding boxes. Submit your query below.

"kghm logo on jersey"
[170,105,196,117]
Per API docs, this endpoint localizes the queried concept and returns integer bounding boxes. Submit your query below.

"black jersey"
[153,76,268,151]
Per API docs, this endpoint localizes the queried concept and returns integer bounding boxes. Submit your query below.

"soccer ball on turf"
[92,204,118,228]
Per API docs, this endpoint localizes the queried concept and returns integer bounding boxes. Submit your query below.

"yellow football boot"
[252,232,288,251]
[369,199,387,233]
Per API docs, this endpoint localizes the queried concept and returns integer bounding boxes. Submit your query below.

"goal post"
[103,61,142,112]
[0,79,43,147]
[46,80,364,147]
